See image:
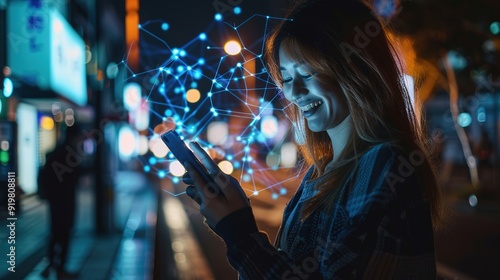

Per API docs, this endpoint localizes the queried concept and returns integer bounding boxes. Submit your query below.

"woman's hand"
[183,142,251,229]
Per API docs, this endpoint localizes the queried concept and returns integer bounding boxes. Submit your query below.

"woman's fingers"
[186,185,202,205]
[189,142,221,174]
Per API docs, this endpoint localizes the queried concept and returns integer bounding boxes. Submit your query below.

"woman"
[183,0,444,278]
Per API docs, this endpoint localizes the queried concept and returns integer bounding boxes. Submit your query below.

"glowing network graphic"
[120,9,307,199]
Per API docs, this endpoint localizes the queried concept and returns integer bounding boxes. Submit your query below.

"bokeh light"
[40,116,55,131]
[224,40,242,55]
[218,160,234,175]
[169,160,186,177]
[186,89,201,103]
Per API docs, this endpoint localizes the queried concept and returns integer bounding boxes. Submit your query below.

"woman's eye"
[301,74,313,80]
[281,77,293,84]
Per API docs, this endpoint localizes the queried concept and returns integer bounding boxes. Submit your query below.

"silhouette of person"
[38,124,84,279]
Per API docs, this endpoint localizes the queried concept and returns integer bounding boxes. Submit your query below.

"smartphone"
[160,130,216,188]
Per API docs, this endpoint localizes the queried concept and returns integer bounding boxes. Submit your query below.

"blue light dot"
[173,114,180,121]
[207,92,213,97]
[272,193,279,200]
[149,157,157,165]
[214,13,223,21]
[172,48,179,55]
[198,58,205,65]
[180,50,187,57]
[234,7,242,15]
[233,77,239,81]
[143,165,151,172]
[210,107,215,112]
[165,109,172,116]
[243,174,251,182]
[138,24,142,28]
[213,112,219,117]
[187,66,192,71]
[199,33,207,40]
[158,171,166,178]
[172,177,180,184]
[212,79,217,83]
[226,155,233,161]
[253,191,259,196]
[193,70,202,80]
[244,146,250,152]
[174,87,181,94]
[233,161,241,168]
[280,188,287,195]
[161,23,169,31]
[177,65,185,73]
[247,169,253,174]
[190,82,198,88]
[237,63,242,67]
[490,22,500,35]
[3,78,13,97]
[184,107,190,112]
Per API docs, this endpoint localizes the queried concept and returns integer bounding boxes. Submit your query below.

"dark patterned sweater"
[215,143,436,279]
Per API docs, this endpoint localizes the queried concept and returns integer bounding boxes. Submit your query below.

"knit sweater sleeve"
[215,144,435,279]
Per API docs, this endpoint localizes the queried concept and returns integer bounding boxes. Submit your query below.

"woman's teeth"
[300,100,323,112]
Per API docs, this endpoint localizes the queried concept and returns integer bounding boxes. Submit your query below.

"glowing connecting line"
[123,12,300,199]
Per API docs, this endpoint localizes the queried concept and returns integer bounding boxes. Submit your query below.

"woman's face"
[279,46,349,132]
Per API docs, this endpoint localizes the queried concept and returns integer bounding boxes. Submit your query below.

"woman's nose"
[289,79,308,101]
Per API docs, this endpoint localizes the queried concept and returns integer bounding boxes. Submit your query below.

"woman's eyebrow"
[279,63,302,71]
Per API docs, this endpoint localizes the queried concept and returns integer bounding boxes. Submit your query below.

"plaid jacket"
[215,143,436,279]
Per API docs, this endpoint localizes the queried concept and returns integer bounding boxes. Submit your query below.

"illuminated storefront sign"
[7,1,87,106]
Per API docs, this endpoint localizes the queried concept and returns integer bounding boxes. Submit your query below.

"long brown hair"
[265,0,445,229]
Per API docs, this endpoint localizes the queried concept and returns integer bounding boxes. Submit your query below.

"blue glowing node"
[158,171,166,178]
[161,23,170,31]
[190,82,198,88]
[233,161,241,168]
[272,193,279,200]
[207,92,213,97]
[177,65,185,73]
[172,177,180,184]
[184,107,190,112]
[234,7,242,15]
[491,22,500,35]
[180,50,187,57]
[174,87,181,94]
[3,78,13,98]
[165,109,173,116]
[172,48,179,55]
[280,188,287,195]
[214,13,223,21]
[193,70,203,80]
[149,157,157,165]
[226,155,233,161]
[242,174,251,182]
[199,33,207,40]
[143,165,151,172]
[253,191,259,196]
[198,58,205,65]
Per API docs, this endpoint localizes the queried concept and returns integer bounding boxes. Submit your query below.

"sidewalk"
[0,171,157,280]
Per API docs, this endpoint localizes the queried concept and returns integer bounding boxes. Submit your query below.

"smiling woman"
[181,0,446,279]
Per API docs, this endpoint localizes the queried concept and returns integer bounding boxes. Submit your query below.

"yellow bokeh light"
[186,89,201,103]
[218,160,234,175]
[40,116,55,130]
[224,40,242,55]
[169,160,186,177]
